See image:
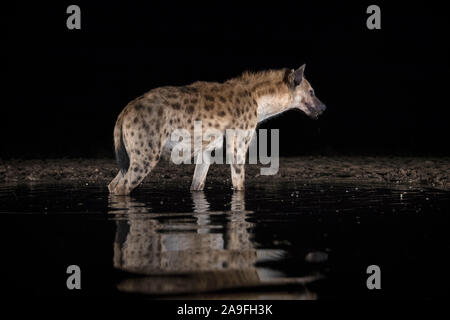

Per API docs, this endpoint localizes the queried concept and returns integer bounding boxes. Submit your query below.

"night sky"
[3,2,449,158]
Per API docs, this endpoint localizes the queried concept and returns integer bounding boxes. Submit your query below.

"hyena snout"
[317,102,327,114]
[306,100,326,119]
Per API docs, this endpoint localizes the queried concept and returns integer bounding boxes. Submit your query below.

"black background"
[3,1,449,158]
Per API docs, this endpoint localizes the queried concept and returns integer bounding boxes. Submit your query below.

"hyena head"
[287,64,326,119]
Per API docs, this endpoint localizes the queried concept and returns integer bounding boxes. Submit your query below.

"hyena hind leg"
[108,171,124,193]
[112,157,159,195]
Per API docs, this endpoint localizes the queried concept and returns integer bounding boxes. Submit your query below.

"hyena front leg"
[191,134,224,191]
[227,129,255,191]
[191,159,210,191]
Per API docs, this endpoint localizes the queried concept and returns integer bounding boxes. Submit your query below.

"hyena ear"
[293,64,306,86]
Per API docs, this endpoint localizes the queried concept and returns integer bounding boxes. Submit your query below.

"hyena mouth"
[305,103,322,119]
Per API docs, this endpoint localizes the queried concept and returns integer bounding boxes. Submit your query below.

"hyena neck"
[256,93,293,122]
[234,69,293,123]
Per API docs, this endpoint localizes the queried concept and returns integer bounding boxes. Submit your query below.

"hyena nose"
[319,104,327,112]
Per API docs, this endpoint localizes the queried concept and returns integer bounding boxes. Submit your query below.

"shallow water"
[0,182,448,299]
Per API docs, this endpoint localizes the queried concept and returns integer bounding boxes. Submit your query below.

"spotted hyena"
[108,64,326,195]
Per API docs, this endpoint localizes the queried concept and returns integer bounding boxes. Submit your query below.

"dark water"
[0,182,448,299]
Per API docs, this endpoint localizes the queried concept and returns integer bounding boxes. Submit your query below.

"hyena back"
[108,65,326,195]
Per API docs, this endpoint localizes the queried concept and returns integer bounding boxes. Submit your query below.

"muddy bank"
[0,157,449,190]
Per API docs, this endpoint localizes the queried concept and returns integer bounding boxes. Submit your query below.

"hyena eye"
[309,89,315,96]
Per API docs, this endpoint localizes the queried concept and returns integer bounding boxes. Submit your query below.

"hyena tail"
[113,113,130,174]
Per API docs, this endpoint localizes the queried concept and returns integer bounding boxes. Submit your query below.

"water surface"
[0,182,448,299]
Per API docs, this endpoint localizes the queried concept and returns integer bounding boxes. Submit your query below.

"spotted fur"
[108,65,326,195]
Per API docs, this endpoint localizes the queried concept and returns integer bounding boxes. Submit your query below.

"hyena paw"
[108,182,116,193]
[111,184,131,196]
[190,182,205,191]
[190,186,205,191]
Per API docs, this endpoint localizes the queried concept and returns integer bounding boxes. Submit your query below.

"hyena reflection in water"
[111,192,259,276]
[108,65,326,195]
[108,192,319,296]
